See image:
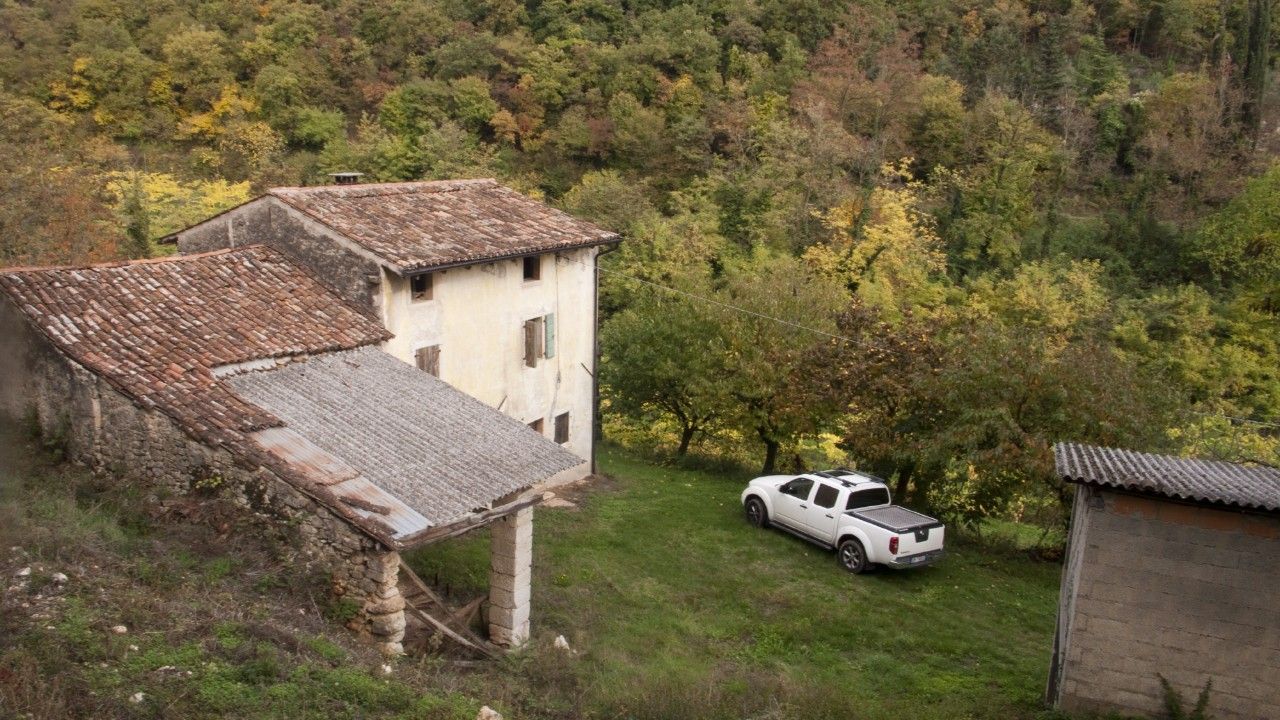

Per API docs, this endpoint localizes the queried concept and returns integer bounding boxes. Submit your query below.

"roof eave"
[1062,475,1280,514]
[391,235,622,277]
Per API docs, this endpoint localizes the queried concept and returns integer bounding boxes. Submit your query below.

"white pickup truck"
[741,469,945,573]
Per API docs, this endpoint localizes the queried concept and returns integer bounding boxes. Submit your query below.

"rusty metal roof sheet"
[267,179,618,273]
[1055,442,1280,512]
[227,347,584,532]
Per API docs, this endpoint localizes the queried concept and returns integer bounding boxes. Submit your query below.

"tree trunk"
[759,430,780,475]
[676,424,696,457]
[893,462,915,504]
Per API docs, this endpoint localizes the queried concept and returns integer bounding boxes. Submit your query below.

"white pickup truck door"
[801,482,843,544]
[772,478,815,531]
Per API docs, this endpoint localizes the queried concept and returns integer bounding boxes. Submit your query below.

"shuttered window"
[554,412,569,444]
[415,345,440,377]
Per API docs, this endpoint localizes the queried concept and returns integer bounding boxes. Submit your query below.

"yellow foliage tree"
[804,159,948,317]
[102,171,253,251]
[178,85,257,140]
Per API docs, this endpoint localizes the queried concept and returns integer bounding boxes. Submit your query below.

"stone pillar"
[489,507,533,646]
[363,549,406,656]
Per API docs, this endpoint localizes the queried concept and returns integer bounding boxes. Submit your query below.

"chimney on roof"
[328,172,365,185]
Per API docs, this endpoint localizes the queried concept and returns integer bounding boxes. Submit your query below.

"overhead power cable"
[564,254,1280,432]
[559,254,887,352]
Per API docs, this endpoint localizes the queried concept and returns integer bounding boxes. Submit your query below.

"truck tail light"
[889,536,899,555]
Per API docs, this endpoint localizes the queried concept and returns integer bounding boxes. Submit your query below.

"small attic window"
[523,256,541,281]
[410,273,432,301]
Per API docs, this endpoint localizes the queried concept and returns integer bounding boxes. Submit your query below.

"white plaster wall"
[378,247,598,477]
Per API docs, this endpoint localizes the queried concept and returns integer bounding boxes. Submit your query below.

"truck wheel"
[744,497,769,528]
[837,538,868,574]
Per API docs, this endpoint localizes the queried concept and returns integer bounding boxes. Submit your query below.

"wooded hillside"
[1,0,1276,532]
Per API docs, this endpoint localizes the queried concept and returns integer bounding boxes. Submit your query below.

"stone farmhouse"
[166,178,618,472]
[1048,442,1280,720]
[0,179,619,655]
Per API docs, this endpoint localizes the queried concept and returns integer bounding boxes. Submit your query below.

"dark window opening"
[780,478,814,500]
[528,418,544,434]
[554,412,569,444]
[813,483,839,509]
[846,487,891,510]
[523,255,541,281]
[410,273,433,301]
[414,345,440,377]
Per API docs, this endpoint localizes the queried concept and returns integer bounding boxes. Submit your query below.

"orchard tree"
[600,278,731,457]
[716,255,846,473]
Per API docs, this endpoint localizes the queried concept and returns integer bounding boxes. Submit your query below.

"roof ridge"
[269,178,497,199]
[0,245,269,275]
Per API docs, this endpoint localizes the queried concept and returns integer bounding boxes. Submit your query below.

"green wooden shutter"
[544,313,556,359]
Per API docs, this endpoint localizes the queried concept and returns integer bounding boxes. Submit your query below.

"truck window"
[813,483,839,509]
[846,487,891,510]
[780,478,814,500]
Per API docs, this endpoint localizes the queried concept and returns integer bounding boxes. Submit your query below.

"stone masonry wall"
[0,306,407,654]
[177,198,383,311]
[1057,489,1280,719]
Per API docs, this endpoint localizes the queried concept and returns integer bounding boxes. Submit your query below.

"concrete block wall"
[489,507,534,646]
[1056,489,1280,719]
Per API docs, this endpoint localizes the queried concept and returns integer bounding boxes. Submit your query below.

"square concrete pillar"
[489,507,533,646]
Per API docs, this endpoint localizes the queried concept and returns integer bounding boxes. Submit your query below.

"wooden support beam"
[398,559,502,658]
[449,595,486,629]
[400,491,551,548]
[403,603,499,659]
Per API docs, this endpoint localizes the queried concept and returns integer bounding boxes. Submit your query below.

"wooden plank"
[403,603,499,659]
[399,492,550,547]
[449,595,486,628]
[399,559,501,657]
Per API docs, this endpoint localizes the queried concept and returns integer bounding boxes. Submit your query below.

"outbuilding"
[0,246,584,654]
[1047,442,1280,719]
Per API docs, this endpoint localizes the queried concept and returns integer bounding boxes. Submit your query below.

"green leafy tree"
[600,281,731,456]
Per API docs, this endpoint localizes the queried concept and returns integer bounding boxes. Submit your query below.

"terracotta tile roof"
[1055,442,1280,512]
[0,246,390,447]
[268,178,618,273]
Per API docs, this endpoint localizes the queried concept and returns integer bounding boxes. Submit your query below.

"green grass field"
[407,446,1065,720]
[1,427,1066,719]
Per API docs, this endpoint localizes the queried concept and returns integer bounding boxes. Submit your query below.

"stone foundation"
[488,507,533,646]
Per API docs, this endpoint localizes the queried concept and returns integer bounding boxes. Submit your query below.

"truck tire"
[744,497,769,528]
[837,538,868,574]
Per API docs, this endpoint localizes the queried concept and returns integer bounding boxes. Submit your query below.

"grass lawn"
[408,446,1065,720]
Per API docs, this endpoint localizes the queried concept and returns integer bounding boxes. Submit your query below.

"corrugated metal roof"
[1055,442,1280,512]
[268,179,618,273]
[227,347,584,531]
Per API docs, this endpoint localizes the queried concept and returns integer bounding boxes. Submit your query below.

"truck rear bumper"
[884,549,944,569]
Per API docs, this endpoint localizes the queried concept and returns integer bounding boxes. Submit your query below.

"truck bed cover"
[849,505,942,533]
